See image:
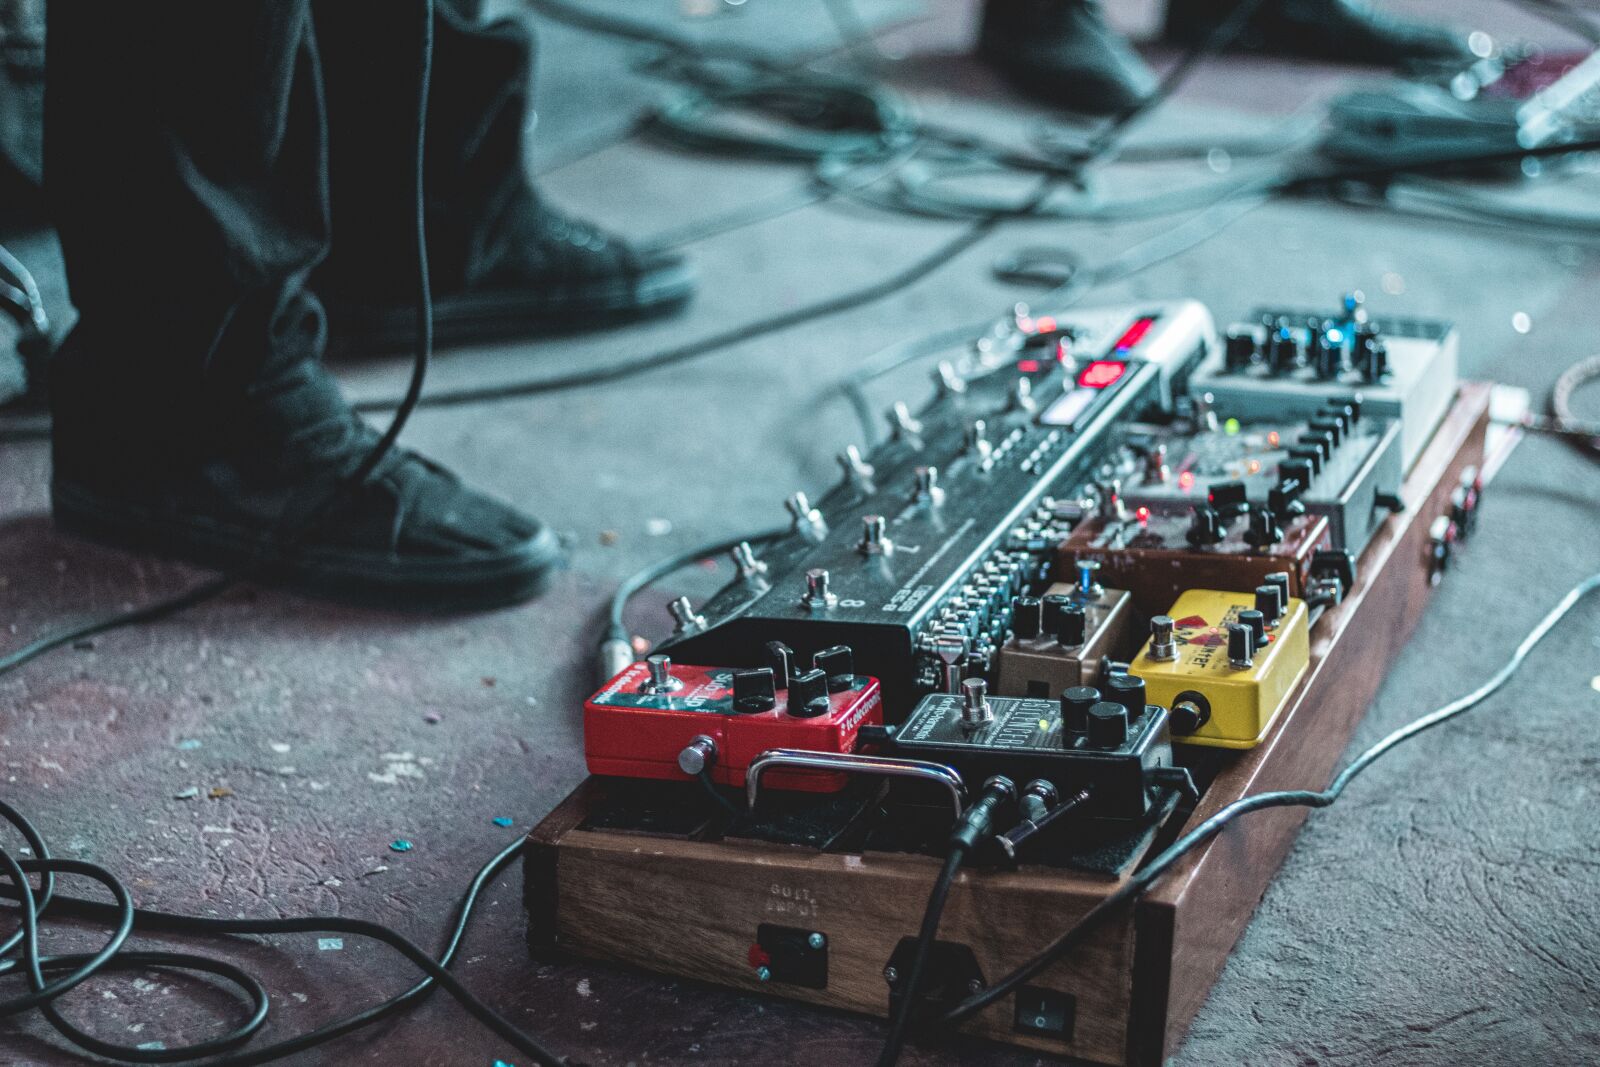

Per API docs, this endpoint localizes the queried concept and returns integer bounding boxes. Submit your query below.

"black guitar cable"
[875,776,1016,1067]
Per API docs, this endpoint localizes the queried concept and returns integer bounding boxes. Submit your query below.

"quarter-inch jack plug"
[995,782,1092,862]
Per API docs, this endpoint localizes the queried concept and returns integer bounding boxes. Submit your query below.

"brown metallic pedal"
[994,566,1136,699]
[1058,504,1331,615]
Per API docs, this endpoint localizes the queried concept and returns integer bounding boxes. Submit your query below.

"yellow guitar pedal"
[1129,587,1310,749]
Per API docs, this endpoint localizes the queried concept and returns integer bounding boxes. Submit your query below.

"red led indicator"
[1076,359,1127,389]
[1036,316,1057,333]
[1112,316,1156,351]
[1017,359,1041,373]
[1178,471,1195,490]
[1136,506,1150,524]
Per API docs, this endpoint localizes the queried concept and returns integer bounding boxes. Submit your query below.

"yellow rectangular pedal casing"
[1129,589,1310,750]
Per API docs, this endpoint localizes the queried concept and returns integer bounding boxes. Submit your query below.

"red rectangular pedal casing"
[584,662,883,792]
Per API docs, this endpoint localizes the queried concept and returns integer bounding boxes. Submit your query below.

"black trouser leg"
[313,0,535,304]
[46,2,330,413]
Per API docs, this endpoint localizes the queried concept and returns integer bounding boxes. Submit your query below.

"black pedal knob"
[1238,608,1268,649]
[1225,328,1258,370]
[1207,480,1249,518]
[1227,622,1255,669]
[1055,603,1087,647]
[1279,457,1315,492]
[1086,701,1129,749]
[1360,336,1389,382]
[732,667,778,713]
[786,668,832,718]
[1104,672,1146,721]
[1340,395,1363,425]
[1309,321,1341,379]
[812,645,855,693]
[1287,445,1323,477]
[1255,584,1285,626]
[1309,416,1343,447]
[1060,686,1100,734]
[1243,504,1283,547]
[1268,480,1306,522]
[1264,571,1292,609]
[1186,504,1225,547]
[1324,399,1357,429]
[1041,593,1072,634]
[1267,316,1297,373]
[1011,596,1043,639]
[766,641,796,690]
[1298,431,1335,464]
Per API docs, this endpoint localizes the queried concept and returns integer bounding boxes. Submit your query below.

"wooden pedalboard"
[524,385,1491,1066]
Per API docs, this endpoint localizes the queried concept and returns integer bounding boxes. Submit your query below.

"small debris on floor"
[177,739,202,750]
[599,529,619,546]
[390,839,414,853]
[173,787,199,801]
[492,817,514,827]
[269,742,291,754]
[73,639,96,651]
[646,517,673,536]
[424,711,442,724]
[576,978,592,998]
[317,938,343,951]
[482,677,496,687]
[208,787,233,799]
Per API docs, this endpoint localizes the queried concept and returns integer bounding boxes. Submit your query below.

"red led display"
[1112,316,1156,351]
[1076,359,1127,389]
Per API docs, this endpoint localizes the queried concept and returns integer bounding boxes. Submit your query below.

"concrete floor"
[2,1,1600,1064]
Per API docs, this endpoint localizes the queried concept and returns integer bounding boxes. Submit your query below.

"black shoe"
[324,198,696,356]
[1166,0,1474,68]
[49,348,563,610]
[978,0,1158,117]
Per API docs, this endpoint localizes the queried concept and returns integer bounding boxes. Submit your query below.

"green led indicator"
[1224,417,1241,435]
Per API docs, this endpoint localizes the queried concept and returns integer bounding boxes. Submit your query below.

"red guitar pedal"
[584,645,882,793]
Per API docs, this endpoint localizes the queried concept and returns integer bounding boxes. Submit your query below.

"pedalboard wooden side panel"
[525,385,1491,1067]
[539,829,1139,1063]
[1133,381,1490,1066]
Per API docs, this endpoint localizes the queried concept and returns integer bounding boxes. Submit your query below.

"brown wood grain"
[549,829,1138,1062]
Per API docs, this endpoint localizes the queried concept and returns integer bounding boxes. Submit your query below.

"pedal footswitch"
[584,650,882,791]
[1128,589,1310,749]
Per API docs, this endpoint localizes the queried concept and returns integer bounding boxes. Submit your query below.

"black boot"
[312,3,693,356]
[320,191,696,357]
[49,339,564,611]
[978,0,1158,116]
[1166,0,1474,67]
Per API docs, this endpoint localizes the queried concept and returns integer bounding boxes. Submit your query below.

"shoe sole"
[51,481,566,613]
[325,259,697,358]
